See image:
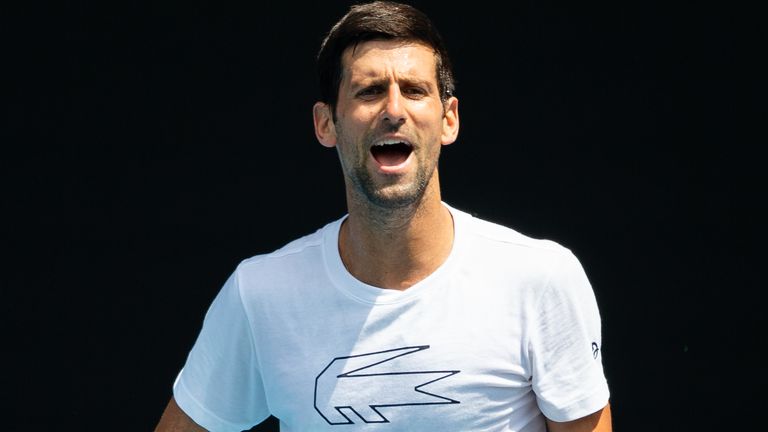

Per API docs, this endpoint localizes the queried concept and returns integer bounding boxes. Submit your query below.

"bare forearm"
[154,397,208,432]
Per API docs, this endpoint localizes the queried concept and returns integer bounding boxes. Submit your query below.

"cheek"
[338,100,377,119]
[353,107,380,125]
[337,110,375,137]
[412,102,446,124]
[414,111,448,137]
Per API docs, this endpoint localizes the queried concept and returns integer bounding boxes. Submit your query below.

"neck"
[339,177,454,291]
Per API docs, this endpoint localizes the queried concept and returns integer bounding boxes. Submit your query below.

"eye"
[402,86,427,98]
[356,86,384,99]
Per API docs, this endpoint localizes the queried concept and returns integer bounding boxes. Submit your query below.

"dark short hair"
[317,1,455,112]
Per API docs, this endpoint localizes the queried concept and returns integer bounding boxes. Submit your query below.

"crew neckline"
[322,202,470,305]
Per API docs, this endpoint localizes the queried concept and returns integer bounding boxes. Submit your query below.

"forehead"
[341,40,438,82]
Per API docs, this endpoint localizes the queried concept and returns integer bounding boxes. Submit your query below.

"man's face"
[314,39,459,209]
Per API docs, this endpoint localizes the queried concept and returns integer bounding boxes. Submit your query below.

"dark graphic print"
[314,345,460,425]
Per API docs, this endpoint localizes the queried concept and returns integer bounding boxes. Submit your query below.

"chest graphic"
[314,345,461,425]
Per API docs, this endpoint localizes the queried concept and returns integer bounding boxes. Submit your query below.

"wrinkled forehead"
[340,39,439,83]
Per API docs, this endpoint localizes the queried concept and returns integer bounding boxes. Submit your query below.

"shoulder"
[449,205,589,291]
[238,216,339,269]
[226,216,343,295]
[451,205,573,261]
[239,229,322,269]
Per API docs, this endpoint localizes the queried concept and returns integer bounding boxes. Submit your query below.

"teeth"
[374,139,411,147]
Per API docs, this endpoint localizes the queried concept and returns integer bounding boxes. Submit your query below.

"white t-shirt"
[173,204,610,431]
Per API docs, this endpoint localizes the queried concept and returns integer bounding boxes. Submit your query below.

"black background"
[3,1,764,431]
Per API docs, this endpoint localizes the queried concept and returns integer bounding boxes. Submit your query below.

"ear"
[313,102,337,148]
[441,96,459,146]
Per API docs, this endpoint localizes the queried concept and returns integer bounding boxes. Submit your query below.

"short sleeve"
[173,270,270,431]
[529,250,610,422]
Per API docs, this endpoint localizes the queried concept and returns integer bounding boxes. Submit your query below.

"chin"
[364,184,428,210]
[351,165,433,210]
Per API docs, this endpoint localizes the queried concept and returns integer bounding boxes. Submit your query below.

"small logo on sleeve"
[591,342,600,359]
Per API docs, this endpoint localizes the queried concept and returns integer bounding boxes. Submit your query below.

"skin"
[154,38,612,431]
[154,397,612,432]
[547,404,613,431]
[313,40,459,290]
[154,398,206,432]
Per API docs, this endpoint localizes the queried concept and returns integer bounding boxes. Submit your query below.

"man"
[155,1,612,431]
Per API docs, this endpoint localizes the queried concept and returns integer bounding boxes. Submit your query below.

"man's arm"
[545,404,612,432]
[154,397,208,432]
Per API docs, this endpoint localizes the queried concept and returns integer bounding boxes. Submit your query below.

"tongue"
[371,144,411,166]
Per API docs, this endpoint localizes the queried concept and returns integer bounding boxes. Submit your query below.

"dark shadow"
[246,416,278,432]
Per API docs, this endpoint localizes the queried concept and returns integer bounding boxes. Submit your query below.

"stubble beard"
[336,124,439,212]
[350,160,432,210]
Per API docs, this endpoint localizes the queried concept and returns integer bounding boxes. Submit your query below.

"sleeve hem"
[538,382,610,423]
[173,372,269,432]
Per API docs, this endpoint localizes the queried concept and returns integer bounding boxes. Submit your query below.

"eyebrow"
[350,76,434,91]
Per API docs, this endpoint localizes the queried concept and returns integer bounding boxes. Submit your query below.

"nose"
[381,84,405,125]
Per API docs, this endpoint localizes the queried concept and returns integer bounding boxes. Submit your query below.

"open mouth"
[370,141,413,167]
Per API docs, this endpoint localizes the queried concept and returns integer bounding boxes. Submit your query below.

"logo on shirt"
[314,345,460,425]
[592,342,600,359]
